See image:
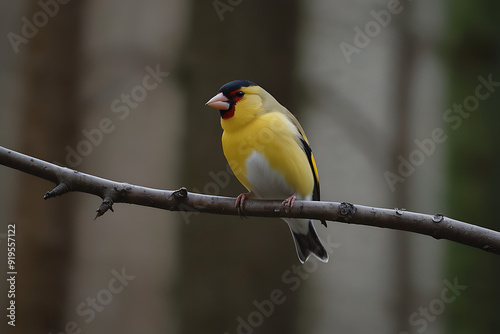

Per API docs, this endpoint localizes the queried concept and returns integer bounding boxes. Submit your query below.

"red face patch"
[222,90,244,119]
[229,90,245,102]
[222,107,235,119]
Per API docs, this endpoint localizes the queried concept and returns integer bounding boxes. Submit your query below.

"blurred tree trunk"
[445,0,500,333]
[177,1,302,333]
[391,5,418,331]
[5,1,83,333]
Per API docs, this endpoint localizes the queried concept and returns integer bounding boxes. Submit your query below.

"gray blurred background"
[1,0,499,333]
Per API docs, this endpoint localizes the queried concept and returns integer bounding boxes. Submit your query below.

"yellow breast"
[221,112,314,198]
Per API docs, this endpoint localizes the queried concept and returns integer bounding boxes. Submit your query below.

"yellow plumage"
[206,80,328,263]
[222,111,314,198]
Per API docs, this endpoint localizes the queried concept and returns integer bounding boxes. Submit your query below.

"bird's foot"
[282,194,296,213]
[235,193,249,218]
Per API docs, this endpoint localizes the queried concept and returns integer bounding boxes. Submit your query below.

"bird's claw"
[282,195,296,213]
[235,193,249,218]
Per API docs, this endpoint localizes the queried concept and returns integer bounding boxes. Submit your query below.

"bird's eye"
[235,91,245,98]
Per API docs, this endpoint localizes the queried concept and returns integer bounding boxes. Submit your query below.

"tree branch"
[1,145,499,255]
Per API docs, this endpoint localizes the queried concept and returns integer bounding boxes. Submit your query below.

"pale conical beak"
[206,92,230,110]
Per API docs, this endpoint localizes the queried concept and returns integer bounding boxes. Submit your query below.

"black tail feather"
[290,220,329,263]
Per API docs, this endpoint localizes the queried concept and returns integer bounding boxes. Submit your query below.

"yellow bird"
[206,80,328,263]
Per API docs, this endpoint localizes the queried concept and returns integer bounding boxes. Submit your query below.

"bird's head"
[206,80,264,131]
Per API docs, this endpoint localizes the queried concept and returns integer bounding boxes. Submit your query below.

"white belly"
[245,150,296,199]
[246,150,314,235]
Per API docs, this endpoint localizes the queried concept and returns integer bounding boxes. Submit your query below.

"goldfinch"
[206,80,328,263]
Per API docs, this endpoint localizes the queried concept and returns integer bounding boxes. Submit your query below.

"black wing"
[300,138,327,227]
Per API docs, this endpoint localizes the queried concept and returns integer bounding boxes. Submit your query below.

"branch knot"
[339,202,356,219]
[172,187,188,200]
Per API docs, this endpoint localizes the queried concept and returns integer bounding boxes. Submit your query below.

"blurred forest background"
[0,0,499,333]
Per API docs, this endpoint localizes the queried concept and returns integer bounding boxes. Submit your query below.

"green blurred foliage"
[445,1,500,333]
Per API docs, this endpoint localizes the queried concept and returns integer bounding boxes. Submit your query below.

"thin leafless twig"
[1,145,499,255]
